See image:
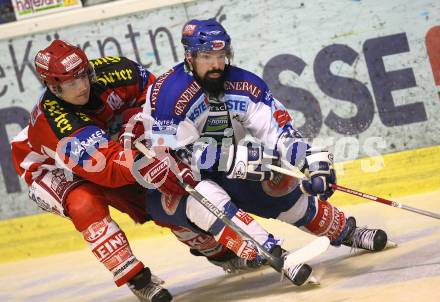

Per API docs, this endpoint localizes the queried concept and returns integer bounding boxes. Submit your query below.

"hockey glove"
[225,144,278,181]
[118,107,146,150]
[133,150,197,195]
[300,147,336,200]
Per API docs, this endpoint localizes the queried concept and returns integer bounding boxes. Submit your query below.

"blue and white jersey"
[143,62,296,152]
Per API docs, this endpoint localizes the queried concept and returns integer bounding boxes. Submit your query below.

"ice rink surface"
[1,190,439,302]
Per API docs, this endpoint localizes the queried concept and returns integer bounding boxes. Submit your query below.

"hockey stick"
[134,142,282,271]
[267,164,440,220]
[134,142,329,278]
[330,183,440,220]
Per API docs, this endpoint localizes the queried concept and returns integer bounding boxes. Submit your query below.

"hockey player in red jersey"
[10,40,184,302]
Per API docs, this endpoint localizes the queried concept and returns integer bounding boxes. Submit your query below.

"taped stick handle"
[135,142,284,271]
[267,164,440,221]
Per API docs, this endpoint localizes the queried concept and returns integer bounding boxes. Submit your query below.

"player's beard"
[199,69,226,99]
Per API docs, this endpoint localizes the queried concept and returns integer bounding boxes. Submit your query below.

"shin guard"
[171,226,226,258]
[186,181,280,260]
[303,199,346,243]
[83,216,144,286]
[214,208,280,260]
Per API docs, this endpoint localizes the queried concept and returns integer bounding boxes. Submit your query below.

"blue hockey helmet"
[181,19,231,53]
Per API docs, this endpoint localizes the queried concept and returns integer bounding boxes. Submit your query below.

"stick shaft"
[135,143,284,270]
[182,183,283,270]
[330,183,440,220]
[267,164,440,220]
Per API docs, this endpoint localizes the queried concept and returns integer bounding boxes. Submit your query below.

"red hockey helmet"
[34,40,89,86]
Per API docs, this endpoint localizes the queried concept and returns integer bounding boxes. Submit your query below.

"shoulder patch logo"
[273,109,292,127]
[224,81,262,98]
[150,68,174,112]
[174,81,202,115]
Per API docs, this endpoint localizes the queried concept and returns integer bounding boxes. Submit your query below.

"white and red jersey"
[11,56,155,187]
[11,126,54,185]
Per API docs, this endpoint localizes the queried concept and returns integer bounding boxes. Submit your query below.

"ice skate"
[342,217,395,251]
[196,249,263,274]
[272,245,320,286]
[209,256,262,273]
[127,268,173,302]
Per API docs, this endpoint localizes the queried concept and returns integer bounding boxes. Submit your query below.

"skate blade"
[305,274,320,285]
[386,240,398,248]
[280,269,320,286]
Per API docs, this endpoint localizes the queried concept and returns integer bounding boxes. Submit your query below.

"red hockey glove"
[118,107,145,149]
[134,150,197,196]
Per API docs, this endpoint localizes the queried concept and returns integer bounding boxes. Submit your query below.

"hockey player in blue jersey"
[137,18,389,284]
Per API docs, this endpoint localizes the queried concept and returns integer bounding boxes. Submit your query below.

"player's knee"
[171,226,225,258]
[276,194,311,224]
[65,183,109,231]
[186,180,231,232]
[301,198,347,242]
